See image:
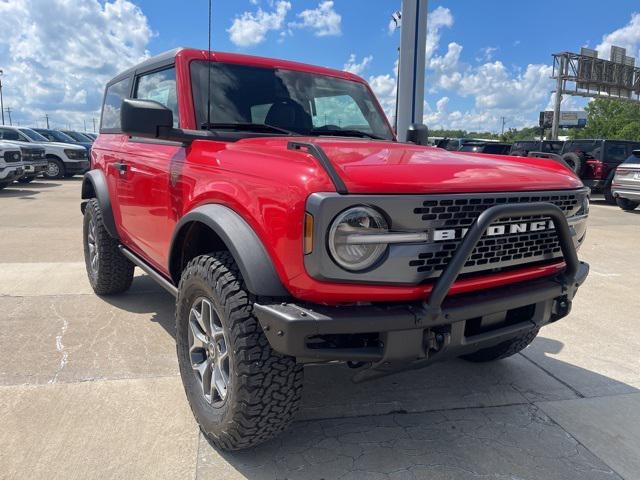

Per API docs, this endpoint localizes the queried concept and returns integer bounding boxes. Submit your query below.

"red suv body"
[81,48,589,450]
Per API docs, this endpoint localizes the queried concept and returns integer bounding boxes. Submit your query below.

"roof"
[107,47,363,86]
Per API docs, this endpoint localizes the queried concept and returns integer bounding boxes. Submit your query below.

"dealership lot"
[1,179,639,480]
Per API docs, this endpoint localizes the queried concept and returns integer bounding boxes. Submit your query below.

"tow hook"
[424,329,451,354]
[550,296,571,322]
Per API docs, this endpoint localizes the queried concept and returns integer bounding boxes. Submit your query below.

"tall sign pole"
[551,55,564,140]
[396,0,428,142]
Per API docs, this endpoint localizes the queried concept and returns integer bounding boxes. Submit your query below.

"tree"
[571,98,640,141]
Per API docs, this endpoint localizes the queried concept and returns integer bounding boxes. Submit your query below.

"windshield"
[47,130,77,143]
[190,61,393,140]
[19,128,49,142]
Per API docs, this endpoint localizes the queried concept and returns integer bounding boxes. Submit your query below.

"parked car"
[32,128,92,153]
[61,130,95,144]
[560,139,640,203]
[0,126,89,179]
[17,145,47,183]
[0,141,24,190]
[458,141,512,155]
[83,132,98,141]
[81,48,589,450]
[611,149,640,211]
[436,138,474,151]
[510,140,564,157]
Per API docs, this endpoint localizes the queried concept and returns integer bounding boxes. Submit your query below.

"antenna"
[206,0,212,127]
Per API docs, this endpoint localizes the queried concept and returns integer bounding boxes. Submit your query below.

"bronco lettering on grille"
[433,219,554,242]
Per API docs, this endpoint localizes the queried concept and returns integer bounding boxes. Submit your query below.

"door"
[116,66,182,271]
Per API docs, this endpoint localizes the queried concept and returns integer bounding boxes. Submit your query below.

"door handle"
[113,162,128,174]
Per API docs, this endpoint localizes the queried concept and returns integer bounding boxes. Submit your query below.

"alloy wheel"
[47,161,60,177]
[87,217,99,275]
[188,297,230,405]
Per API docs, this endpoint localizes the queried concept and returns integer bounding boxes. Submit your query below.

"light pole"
[0,70,5,126]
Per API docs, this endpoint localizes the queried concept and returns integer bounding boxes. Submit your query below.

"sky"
[0,0,639,132]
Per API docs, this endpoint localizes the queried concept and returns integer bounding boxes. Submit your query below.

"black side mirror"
[121,99,173,138]
[406,123,429,146]
[120,99,214,144]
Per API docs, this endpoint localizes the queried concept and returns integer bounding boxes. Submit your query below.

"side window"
[604,142,628,163]
[135,68,179,127]
[0,129,21,141]
[101,77,131,131]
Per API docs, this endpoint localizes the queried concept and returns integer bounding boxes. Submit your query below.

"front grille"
[23,148,46,161]
[409,191,586,279]
[3,151,21,163]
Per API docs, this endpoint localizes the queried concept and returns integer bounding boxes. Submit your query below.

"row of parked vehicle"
[435,137,640,211]
[0,126,95,189]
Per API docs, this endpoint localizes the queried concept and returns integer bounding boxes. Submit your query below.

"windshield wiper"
[308,128,383,140]
[201,122,297,136]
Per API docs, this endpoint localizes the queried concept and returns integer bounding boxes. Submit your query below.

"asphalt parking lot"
[1,178,639,480]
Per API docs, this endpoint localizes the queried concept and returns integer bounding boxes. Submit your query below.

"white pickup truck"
[0,141,25,190]
[0,126,89,179]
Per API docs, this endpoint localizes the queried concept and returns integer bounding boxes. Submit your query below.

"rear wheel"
[83,198,134,294]
[616,197,639,211]
[0,181,11,190]
[176,252,303,451]
[44,157,65,179]
[461,328,539,362]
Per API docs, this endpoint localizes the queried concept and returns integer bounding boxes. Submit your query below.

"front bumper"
[255,202,589,381]
[23,161,48,176]
[0,165,24,181]
[63,159,90,174]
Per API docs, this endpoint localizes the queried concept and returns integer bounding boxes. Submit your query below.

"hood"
[46,142,86,150]
[237,137,583,194]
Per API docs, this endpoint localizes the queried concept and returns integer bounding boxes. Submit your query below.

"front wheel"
[176,252,303,451]
[460,328,539,362]
[44,157,65,179]
[0,181,10,191]
[17,176,35,184]
[616,197,639,211]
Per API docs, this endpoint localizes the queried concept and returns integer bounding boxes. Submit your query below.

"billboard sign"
[540,111,587,129]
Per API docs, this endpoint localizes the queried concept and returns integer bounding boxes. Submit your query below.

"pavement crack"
[48,303,69,384]
[518,352,586,399]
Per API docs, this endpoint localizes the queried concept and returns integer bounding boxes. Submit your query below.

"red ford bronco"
[81,48,589,450]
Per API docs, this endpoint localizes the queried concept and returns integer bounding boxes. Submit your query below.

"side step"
[118,245,178,297]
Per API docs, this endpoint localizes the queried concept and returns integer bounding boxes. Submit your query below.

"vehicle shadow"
[0,187,40,198]
[198,336,638,479]
[97,274,638,478]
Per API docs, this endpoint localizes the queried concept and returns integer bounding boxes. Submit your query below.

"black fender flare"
[81,169,119,239]
[169,204,289,297]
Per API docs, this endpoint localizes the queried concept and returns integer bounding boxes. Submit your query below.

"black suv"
[560,139,640,203]
[510,140,564,157]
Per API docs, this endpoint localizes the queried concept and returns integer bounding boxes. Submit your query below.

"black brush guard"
[254,202,589,381]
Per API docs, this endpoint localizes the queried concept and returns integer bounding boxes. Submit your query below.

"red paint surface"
[93,49,583,305]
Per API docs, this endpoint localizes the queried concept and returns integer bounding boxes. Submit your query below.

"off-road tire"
[17,176,35,184]
[561,152,584,175]
[616,197,639,211]
[83,198,134,294]
[0,181,10,190]
[44,156,65,179]
[460,327,540,362]
[176,253,303,451]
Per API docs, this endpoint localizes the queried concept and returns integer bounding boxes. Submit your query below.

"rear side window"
[101,77,131,132]
[135,67,179,127]
[604,143,628,163]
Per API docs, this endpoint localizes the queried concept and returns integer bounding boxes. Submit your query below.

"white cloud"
[476,46,498,62]
[426,6,454,60]
[228,1,291,47]
[343,54,373,75]
[596,13,640,59]
[0,0,152,129]
[291,1,341,37]
[369,71,397,121]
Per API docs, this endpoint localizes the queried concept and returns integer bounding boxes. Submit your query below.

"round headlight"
[328,206,389,271]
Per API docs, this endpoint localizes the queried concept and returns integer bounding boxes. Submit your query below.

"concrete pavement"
[1,179,638,479]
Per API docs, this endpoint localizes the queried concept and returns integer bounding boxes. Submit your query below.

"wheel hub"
[188,297,230,405]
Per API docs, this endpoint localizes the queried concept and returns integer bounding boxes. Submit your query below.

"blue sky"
[1,0,639,131]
